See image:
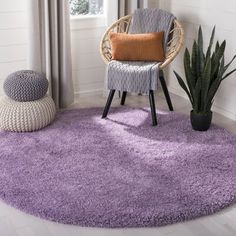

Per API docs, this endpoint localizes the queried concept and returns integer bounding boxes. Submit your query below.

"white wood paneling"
[0,45,28,63]
[71,17,106,96]
[0,61,27,80]
[0,12,28,29]
[160,0,236,120]
[0,0,28,12]
[0,29,28,46]
[72,52,104,70]
[0,0,28,97]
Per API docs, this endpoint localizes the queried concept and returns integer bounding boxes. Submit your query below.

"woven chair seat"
[0,95,56,132]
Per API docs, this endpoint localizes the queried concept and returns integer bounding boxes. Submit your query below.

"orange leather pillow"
[109,32,165,62]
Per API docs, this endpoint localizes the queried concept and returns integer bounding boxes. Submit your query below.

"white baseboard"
[74,88,120,99]
[74,89,103,99]
[212,104,236,121]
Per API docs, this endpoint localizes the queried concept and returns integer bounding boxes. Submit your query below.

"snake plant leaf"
[198,26,206,63]
[206,100,213,111]
[224,55,236,71]
[222,68,236,81]
[193,78,202,112]
[199,43,205,74]
[195,41,204,79]
[191,41,199,82]
[174,71,193,105]
[218,56,225,78]
[201,58,212,111]
[211,41,226,80]
[206,26,215,59]
[192,40,205,84]
[211,52,216,62]
[210,52,218,86]
[198,26,204,53]
[220,55,236,81]
[206,79,221,109]
[215,41,226,60]
[184,48,195,96]
[215,41,220,52]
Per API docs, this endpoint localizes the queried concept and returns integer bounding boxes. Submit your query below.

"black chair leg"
[102,90,115,118]
[159,72,174,111]
[149,90,157,126]
[121,91,127,105]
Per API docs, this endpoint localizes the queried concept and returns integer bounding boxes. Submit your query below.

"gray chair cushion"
[4,70,49,102]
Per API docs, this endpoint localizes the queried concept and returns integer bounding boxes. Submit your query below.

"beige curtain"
[28,0,74,109]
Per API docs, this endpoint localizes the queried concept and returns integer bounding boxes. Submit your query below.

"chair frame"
[100,15,184,126]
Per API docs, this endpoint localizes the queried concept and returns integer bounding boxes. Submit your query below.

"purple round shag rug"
[0,107,236,228]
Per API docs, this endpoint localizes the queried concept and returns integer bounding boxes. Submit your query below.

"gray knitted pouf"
[4,70,48,102]
[0,95,56,132]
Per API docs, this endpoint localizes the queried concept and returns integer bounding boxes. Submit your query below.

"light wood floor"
[1,92,236,236]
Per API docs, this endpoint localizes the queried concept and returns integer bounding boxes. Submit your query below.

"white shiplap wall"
[0,0,29,96]
[159,0,236,120]
[71,17,106,97]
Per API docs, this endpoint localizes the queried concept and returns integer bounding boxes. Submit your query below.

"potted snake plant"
[174,26,236,131]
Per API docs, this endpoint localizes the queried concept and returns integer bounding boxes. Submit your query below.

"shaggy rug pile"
[0,107,236,228]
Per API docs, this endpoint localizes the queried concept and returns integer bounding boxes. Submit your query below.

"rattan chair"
[100,15,184,126]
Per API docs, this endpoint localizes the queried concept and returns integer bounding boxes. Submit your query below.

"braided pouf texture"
[0,95,56,132]
[4,70,49,102]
